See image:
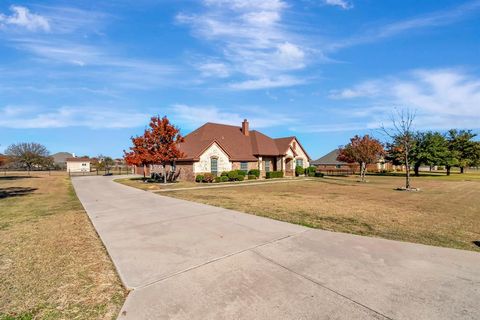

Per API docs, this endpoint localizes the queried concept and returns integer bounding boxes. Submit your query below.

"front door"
[285,158,294,176]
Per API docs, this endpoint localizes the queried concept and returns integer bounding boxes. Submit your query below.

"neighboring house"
[137,119,311,181]
[66,157,91,173]
[51,152,73,169]
[312,149,392,172]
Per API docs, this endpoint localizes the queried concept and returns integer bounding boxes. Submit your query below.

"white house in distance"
[66,157,91,173]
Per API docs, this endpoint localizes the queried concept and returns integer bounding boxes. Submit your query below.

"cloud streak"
[177,0,309,90]
[329,68,480,130]
[0,106,150,129]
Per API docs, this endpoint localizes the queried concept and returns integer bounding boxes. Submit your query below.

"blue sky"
[0,0,479,159]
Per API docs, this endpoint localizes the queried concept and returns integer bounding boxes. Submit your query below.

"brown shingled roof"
[66,157,90,162]
[177,122,308,162]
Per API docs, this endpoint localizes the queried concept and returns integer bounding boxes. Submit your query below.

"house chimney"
[242,119,249,136]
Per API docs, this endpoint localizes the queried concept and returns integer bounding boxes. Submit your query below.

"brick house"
[136,119,311,181]
[311,149,392,172]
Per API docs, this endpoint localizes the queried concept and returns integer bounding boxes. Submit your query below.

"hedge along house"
[139,120,311,181]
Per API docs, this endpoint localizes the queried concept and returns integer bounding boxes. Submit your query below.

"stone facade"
[193,142,232,174]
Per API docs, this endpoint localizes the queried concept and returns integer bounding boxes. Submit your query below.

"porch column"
[258,156,263,177]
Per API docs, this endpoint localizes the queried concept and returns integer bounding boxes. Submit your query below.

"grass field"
[147,173,480,252]
[0,172,125,320]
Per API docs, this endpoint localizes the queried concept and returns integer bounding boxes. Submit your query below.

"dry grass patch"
[0,172,125,320]
[164,174,480,252]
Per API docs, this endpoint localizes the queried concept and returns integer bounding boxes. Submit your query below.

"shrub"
[220,171,228,177]
[203,172,215,183]
[248,174,256,180]
[215,177,222,183]
[195,174,204,182]
[221,176,229,182]
[308,172,315,177]
[248,169,260,178]
[437,166,445,170]
[314,172,324,177]
[266,171,284,179]
[227,170,238,181]
[236,169,247,176]
[237,175,245,181]
[305,166,316,174]
[295,165,304,176]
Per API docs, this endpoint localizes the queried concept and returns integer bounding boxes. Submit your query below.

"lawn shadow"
[0,187,37,199]
[0,175,38,180]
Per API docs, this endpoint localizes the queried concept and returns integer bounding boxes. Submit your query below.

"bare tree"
[381,109,416,190]
[5,142,50,174]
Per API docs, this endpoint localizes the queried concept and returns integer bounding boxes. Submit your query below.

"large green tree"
[447,130,480,174]
[5,142,50,173]
[411,132,449,176]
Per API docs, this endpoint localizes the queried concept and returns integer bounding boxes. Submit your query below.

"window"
[240,162,248,172]
[296,159,303,168]
[336,164,341,169]
[82,163,86,166]
[210,157,218,176]
[265,160,270,172]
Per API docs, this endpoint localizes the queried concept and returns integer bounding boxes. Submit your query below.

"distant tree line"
[387,129,480,176]
[338,109,480,190]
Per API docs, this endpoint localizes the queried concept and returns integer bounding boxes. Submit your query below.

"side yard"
[0,172,125,320]
[149,174,480,252]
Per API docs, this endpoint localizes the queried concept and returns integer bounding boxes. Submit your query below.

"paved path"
[72,176,480,320]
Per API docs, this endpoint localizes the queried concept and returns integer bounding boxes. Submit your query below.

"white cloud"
[330,0,480,50]
[171,104,294,128]
[0,106,150,129]
[177,0,309,89]
[197,62,231,78]
[329,81,381,99]
[329,68,480,129]
[323,0,353,10]
[0,6,50,32]
[229,75,305,90]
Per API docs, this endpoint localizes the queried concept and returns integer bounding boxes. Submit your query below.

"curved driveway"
[72,176,480,320]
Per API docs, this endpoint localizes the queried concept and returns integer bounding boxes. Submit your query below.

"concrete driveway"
[72,176,480,320]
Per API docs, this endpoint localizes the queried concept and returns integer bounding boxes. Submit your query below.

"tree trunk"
[163,164,167,184]
[143,164,146,179]
[405,154,410,189]
[460,166,465,174]
[414,163,420,177]
[360,162,366,182]
[446,165,451,176]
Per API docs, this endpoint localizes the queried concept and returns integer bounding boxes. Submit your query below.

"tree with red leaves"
[147,116,185,183]
[124,134,152,179]
[124,116,185,182]
[337,135,384,182]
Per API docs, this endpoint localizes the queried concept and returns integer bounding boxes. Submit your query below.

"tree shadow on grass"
[0,187,37,199]
[0,176,38,181]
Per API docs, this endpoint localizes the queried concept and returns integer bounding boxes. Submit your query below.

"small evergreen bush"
[195,174,204,182]
[248,169,260,177]
[295,165,304,176]
[221,176,229,182]
[266,171,284,179]
[237,175,245,181]
[248,174,256,180]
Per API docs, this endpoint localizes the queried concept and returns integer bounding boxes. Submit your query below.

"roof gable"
[311,149,347,165]
[177,122,310,162]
